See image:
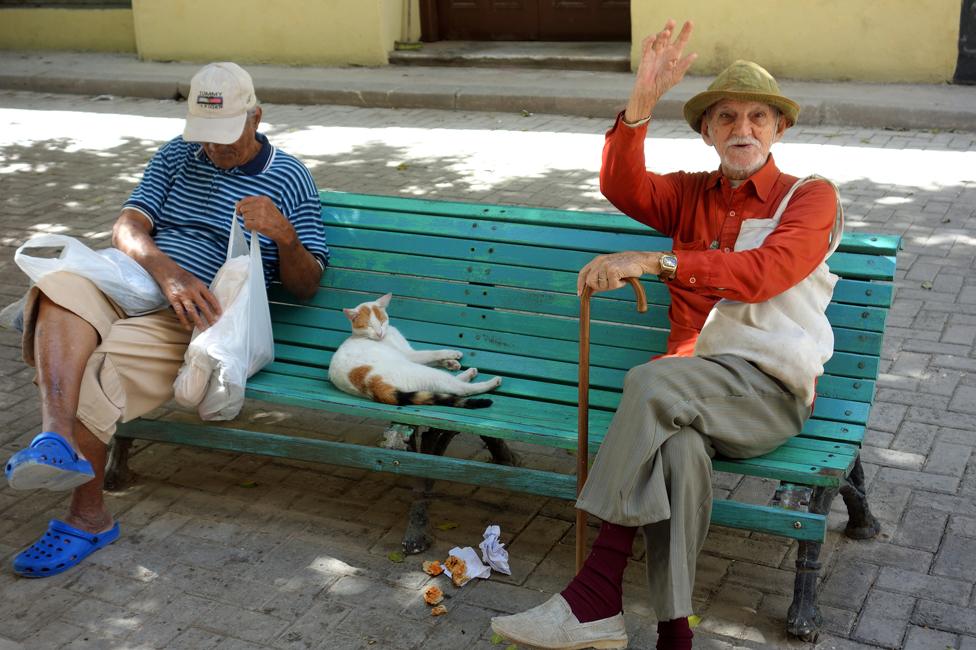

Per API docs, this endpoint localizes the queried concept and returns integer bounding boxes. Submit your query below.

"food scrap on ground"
[444,555,469,587]
[423,560,443,576]
[431,604,448,616]
[423,585,444,606]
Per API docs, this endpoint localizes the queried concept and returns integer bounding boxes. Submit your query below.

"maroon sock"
[560,521,637,623]
[656,617,693,650]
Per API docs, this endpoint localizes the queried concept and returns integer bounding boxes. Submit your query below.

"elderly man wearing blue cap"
[4,62,329,577]
[493,20,843,650]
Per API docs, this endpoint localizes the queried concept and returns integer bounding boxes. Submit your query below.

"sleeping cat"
[328,293,501,409]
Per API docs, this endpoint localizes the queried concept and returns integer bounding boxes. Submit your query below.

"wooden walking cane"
[576,277,648,573]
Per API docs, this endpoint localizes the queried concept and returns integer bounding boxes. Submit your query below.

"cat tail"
[395,391,492,409]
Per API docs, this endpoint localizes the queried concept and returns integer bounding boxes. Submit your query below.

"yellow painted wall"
[632,1,959,82]
[0,8,136,52]
[132,0,392,66]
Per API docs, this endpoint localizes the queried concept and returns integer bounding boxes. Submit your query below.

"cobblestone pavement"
[0,90,974,650]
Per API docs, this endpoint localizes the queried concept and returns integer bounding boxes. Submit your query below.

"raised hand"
[625,19,697,123]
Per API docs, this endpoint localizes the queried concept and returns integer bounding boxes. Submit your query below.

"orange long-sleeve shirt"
[601,113,837,357]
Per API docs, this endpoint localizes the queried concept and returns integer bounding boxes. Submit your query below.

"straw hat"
[683,60,799,133]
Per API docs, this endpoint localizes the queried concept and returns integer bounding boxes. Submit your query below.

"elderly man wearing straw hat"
[492,19,843,650]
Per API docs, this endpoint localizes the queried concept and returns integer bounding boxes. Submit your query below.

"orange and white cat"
[328,293,501,409]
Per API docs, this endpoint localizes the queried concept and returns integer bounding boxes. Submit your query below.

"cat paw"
[458,368,478,381]
[438,350,463,369]
[488,376,502,388]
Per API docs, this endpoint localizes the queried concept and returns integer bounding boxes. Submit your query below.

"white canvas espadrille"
[490,594,628,650]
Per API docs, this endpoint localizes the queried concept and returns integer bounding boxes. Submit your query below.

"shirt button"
[729,210,736,217]
[723,247,731,253]
[689,277,697,284]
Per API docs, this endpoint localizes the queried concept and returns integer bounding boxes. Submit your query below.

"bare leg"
[66,420,113,533]
[33,294,112,533]
[33,294,97,451]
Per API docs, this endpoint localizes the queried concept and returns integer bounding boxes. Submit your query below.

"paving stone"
[271,599,350,650]
[925,442,974,477]
[893,506,948,551]
[123,594,215,648]
[932,536,976,583]
[948,515,976,538]
[196,603,291,645]
[852,589,915,648]
[914,600,976,636]
[819,560,879,611]
[902,625,960,650]
[877,467,960,493]
[875,567,972,606]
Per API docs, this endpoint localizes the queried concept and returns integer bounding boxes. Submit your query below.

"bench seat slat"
[249,368,865,469]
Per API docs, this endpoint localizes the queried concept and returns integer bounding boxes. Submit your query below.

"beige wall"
[632,1,960,82]
[132,0,394,66]
[0,8,136,53]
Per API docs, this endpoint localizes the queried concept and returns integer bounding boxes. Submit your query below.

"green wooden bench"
[111,191,899,642]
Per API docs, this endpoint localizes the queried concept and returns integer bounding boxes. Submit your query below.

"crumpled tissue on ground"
[479,524,512,575]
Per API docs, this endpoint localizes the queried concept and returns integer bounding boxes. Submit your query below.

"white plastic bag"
[173,217,274,421]
[14,235,167,316]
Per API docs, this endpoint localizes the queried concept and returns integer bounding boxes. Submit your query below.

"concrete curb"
[2,52,975,131]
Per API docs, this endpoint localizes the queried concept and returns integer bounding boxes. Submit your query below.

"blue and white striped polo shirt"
[124,133,329,287]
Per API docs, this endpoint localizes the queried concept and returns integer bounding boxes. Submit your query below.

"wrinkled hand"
[236,196,296,245]
[633,19,697,105]
[155,265,222,331]
[578,252,663,296]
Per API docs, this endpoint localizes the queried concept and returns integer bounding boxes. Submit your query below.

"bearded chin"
[721,153,767,180]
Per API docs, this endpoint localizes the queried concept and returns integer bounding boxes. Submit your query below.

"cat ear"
[376,293,392,308]
[343,308,357,321]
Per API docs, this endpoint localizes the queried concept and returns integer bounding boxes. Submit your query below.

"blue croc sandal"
[13,519,120,578]
[5,432,95,491]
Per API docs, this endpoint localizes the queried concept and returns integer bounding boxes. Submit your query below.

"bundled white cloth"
[173,217,274,420]
[14,234,167,316]
[694,176,844,406]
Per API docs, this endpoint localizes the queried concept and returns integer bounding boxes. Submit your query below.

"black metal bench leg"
[839,455,881,540]
[787,486,838,643]
[480,436,519,467]
[104,437,134,491]
[399,427,459,554]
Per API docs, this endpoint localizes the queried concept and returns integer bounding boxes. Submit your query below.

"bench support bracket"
[398,424,519,554]
[839,456,881,539]
[104,437,134,491]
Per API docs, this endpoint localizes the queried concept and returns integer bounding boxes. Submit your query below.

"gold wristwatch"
[659,253,678,280]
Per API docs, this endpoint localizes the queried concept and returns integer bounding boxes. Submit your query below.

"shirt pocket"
[734,218,778,252]
[672,237,709,253]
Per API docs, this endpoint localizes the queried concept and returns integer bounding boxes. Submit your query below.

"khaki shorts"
[22,272,190,444]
